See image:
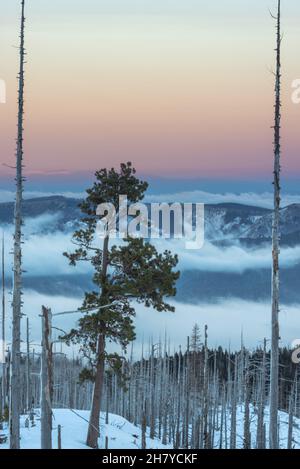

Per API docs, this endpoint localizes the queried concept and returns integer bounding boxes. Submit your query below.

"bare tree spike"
[10,0,26,450]
[269,0,281,450]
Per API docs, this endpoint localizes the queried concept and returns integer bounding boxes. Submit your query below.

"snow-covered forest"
[1,327,300,449]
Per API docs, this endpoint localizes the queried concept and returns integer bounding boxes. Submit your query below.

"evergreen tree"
[190,324,202,352]
[62,162,179,448]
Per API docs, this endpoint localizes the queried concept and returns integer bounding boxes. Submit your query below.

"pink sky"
[0,2,300,180]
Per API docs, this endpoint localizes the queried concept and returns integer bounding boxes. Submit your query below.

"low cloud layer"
[2,214,91,278]
[134,299,300,353]
[5,292,299,356]
[1,212,300,280]
[155,238,300,273]
[1,189,300,209]
[135,299,300,352]
[146,191,300,209]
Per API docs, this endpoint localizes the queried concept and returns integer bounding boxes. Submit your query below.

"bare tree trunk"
[287,380,295,450]
[175,348,181,449]
[26,318,31,412]
[184,337,190,449]
[41,307,53,449]
[203,326,209,448]
[10,0,26,449]
[141,402,147,450]
[230,355,238,449]
[270,0,282,450]
[1,235,6,419]
[211,350,218,447]
[150,344,156,440]
[256,339,266,449]
[57,424,62,450]
[243,355,251,449]
[219,386,226,449]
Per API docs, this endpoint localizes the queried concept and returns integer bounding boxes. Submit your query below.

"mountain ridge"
[1,195,300,245]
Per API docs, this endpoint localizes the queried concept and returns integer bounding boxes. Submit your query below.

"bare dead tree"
[203,325,210,449]
[57,424,62,450]
[183,336,190,448]
[269,0,282,450]
[256,339,266,449]
[26,318,31,412]
[230,355,238,449]
[41,306,53,449]
[1,235,6,415]
[287,381,295,450]
[10,0,26,449]
[243,353,251,449]
[141,402,147,450]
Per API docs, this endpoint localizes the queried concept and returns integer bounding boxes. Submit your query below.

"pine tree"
[62,162,179,448]
[190,324,201,353]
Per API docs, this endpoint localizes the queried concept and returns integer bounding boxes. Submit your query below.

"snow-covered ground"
[0,409,171,450]
[229,405,300,449]
[1,406,300,449]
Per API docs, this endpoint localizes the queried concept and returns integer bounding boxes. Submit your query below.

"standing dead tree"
[8,332,298,449]
[1,235,6,423]
[26,318,31,412]
[10,0,26,450]
[40,306,53,449]
[269,0,282,450]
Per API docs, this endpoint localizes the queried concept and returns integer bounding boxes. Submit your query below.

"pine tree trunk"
[86,231,110,448]
[86,333,105,448]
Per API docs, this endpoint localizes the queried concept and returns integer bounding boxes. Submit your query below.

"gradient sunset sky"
[0,0,300,189]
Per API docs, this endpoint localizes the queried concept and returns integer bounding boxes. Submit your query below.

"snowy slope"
[223,405,300,450]
[0,409,172,450]
[1,406,300,449]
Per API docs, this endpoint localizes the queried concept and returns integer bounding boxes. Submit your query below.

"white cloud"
[154,238,300,273]
[16,291,82,356]
[1,213,300,279]
[146,191,300,209]
[22,232,91,277]
[134,299,300,352]
[2,214,91,278]
[4,292,298,356]
[1,189,300,209]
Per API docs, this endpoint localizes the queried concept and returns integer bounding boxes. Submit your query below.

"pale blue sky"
[1,0,300,20]
[1,0,300,186]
